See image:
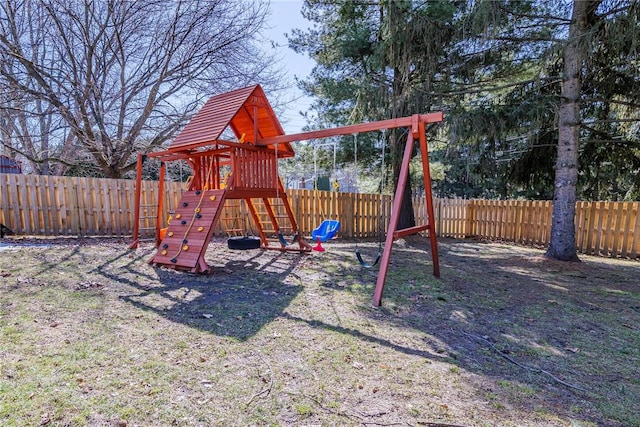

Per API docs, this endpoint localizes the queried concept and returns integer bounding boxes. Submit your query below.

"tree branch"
[460,331,587,392]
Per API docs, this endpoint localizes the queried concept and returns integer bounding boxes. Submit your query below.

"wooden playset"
[131,84,443,306]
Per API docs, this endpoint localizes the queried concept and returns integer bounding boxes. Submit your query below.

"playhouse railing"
[229,146,278,191]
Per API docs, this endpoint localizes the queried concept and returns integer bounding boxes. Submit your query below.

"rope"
[353,132,385,268]
[313,143,327,219]
[274,143,297,246]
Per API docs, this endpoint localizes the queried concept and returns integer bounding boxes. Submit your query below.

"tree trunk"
[389,1,415,232]
[546,0,598,261]
[393,155,416,230]
[390,127,416,231]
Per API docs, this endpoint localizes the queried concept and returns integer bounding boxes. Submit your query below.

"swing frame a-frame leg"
[371,119,440,307]
[258,112,443,307]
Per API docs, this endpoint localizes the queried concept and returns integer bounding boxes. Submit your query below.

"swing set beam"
[257,112,443,146]
[258,112,443,307]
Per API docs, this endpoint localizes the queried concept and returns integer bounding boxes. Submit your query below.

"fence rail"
[1,174,639,259]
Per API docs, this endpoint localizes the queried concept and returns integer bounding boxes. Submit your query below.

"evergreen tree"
[290,0,458,229]
[291,0,639,259]
[443,0,639,204]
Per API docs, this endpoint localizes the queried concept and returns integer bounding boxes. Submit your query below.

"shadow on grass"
[88,236,638,425]
[326,236,640,427]
[107,248,306,341]
[279,312,451,362]
[96,240,458,365]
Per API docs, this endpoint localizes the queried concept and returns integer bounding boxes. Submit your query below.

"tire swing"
[228,200,261,250]
[228,236,261,250]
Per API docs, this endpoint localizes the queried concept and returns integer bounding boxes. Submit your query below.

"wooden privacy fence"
[421,199,640,259]
[1,174,639,259]
[0,174,179,237]
[0,174,391,239]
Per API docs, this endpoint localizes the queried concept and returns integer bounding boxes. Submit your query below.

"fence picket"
[632,203,640,258]
[610,202,623,257]
[620,203,635,258]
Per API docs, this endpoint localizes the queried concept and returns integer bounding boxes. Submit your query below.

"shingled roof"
[168,85,294,156]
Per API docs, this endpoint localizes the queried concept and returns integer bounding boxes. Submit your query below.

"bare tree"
[0,12,79,175]
[0,83,79,174]
[0,0,281,178]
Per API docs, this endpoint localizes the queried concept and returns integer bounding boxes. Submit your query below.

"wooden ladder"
[248,198,293,237]
[134,204,159,243]
[220,200,246,237]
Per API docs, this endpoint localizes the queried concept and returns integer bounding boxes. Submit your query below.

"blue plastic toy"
[311,219,340,252]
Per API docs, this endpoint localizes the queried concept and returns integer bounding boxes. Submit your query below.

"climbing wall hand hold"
[209,195,216,201]
[161,250,167,255]
[182,202,189,207]
[175,213,182,219]
[162,243,168,249]
[170,258,177,263]
[195,214,202,219]
[168,231,174,237]
[197,226,204,232]
[181,220,187,225]
[195,190,201,195]
[182,239,188,244]
[194,207,201,213]
[182,245,189,251]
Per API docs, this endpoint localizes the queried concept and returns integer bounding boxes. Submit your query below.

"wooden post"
[417,120,440,277]
[129,153,145,249]
[155,161,166,247]
[372,131,415,307]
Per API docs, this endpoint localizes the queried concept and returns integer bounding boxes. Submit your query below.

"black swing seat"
[355,248,381,268]
[277,231,299,247]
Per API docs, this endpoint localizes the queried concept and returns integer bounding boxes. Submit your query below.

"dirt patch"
[0,236,638,426]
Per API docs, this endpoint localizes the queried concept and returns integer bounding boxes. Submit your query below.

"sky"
[264,0,315,134]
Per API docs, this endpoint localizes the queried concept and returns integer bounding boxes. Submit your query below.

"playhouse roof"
[168,85,294,156]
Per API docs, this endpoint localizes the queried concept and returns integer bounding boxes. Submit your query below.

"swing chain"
[378,129,386,247]
[353,133,360,249]
[352,131,385,268]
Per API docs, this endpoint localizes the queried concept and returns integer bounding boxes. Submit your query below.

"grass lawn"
[0,236,638,426]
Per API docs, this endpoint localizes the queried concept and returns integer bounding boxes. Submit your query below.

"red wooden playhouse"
[131,85,311,273]
[131,84,443,306]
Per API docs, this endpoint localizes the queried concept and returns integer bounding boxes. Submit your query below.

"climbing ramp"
[149,189,226,273]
